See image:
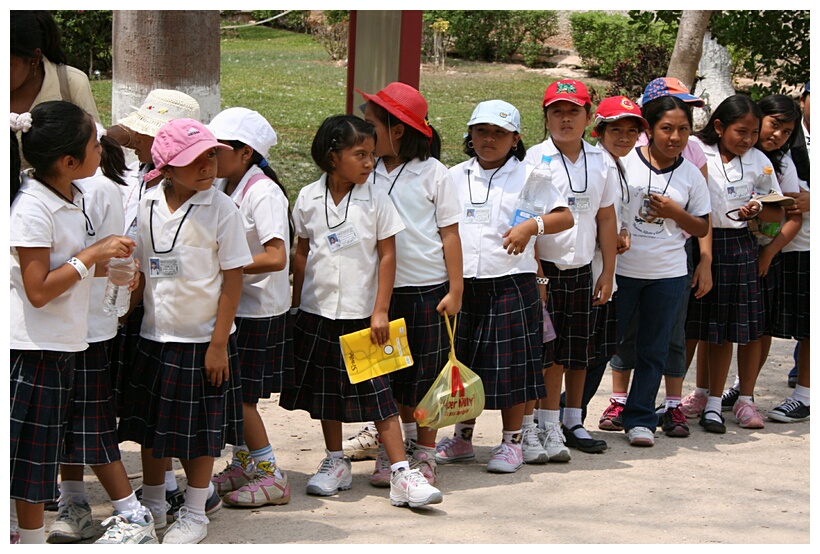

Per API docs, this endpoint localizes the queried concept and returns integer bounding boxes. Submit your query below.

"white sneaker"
[521,424,549,464]
[162,507,208,544]
[47,499,96,543]
[627,426,655,446]
[342,424,380,461]
[389,468,443,508]
[541,421,571,462]
[486,442,524,473]
[94,509,158,544]
[143,500,170,531]
[306,452,353,496]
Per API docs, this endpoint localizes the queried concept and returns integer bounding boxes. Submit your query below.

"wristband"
[534,215,545,236]
[536,276,549,286]
[66,257,89,280]
[753,199,763,212]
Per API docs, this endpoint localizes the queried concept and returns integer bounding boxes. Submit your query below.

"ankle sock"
[18,526,46,544]
[230,445,251,470]
[183,485,209,518]
[564,408,591,439]
[665,396,681,410]
[454,423,475,442]
[250,444,282,478]
[401,422,418,441]
[612,393,627,405]
[705,397,722,421]
[58,480,87,505]
[164,469,179,492]
[502,429,523,445]
[793,385,810,406]
[522,413,535,427]
[111,491,142,517]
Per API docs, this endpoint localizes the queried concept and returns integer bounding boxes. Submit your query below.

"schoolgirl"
[47,124,158,544]
[615,95,710,445]
[437,100,572,473]
[524,80,619,459]
[117,119,253,543]
[10,102,135,544]
[720,95,803,413]
[357,82,463,486]
[206,107,294,507]
[281,114,443,508]
[685,95,785,433]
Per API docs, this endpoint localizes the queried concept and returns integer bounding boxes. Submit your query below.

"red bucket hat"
[356,82,433,139]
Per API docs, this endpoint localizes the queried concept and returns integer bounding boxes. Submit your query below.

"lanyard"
[646,146,677,197]
[615,162,630,204]
[719,155,744,184]
[324,182,354,230]
[34,176,95,237]
[556,141,588,194]
[373,158,408,196]
[149,200,193,255]
[466,162,502,205]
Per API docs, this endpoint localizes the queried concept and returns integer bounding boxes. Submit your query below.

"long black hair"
[755,94,802,174]
[10,10,67,64]
[695,94,763,146]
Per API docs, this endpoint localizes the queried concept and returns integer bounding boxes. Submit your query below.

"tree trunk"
[666,10,713,91]
[692,31,736,131]
[111,11,221,125]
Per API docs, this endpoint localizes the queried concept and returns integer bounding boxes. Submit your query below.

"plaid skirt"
[388,283,450,407]
[455,274,545,410]
[109,303,144,414]
[759,250,783,336]
[61,340,121,466]
[279,311,399,422]
[10,350,75,503]
[117,337,244,459]
[686,228,762,345]
[541,262,595,370]
[770,250,810,340]
[235,313,294,403]
[591,292,618,363]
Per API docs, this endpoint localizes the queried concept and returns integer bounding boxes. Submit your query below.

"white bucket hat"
[207,107,278,157]
[118,89,201,137]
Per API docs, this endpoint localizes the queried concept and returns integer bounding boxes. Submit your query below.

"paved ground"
[51,336,810,545]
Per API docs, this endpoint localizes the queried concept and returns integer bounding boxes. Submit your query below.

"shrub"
[607,43,672,100]
[423,11,557,67]
[570,11,673,78]
[310,11,349,61]
[52,10,112,77]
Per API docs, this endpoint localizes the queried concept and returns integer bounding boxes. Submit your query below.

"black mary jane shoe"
[562,424,608,453]
[699,410,727,434]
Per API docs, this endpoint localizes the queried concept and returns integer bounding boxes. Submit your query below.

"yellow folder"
[340,318,414,384]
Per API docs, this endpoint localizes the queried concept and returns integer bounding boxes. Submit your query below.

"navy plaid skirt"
[686,228,762,344]
[61,340,121,466]
[117,337,244,459]
[759,250,783,336]
[591,293,618,363]
[109,303,144,415]
[541,262,595,370]
[235,313,294,403]
[455,274,545,410]
[10,350,75,503]
[388,283,450,407]
[771,250,809,340]
[279,311,399,422]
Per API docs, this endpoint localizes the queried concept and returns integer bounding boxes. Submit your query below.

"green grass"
[91,26,608,203]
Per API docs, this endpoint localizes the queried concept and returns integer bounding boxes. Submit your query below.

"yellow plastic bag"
[413,314,485,429]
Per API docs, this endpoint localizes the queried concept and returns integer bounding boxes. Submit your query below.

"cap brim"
[468,116,518,133]
[544,96,588,108]
[594,113,649,129]
[167,140,231,168]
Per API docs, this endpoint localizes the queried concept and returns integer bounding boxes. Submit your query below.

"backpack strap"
[56,63,72,103]
[237,173,269,205]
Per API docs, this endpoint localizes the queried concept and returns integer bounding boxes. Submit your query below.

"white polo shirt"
[293,175,405,319]
[452,156,567,279]
[527,138,619,269]
[371,157,461,287]
[691,136,782,230]
[77,170,127,343]
[216,165,291,318]
[136,185,253,343]
[10,173,94,352]
[774,155,808,252]
[617,148,711,280]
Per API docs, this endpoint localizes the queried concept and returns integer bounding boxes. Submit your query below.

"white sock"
[563,408,591,439]
[612,393,627,404]
[111,491,144,517]
[454,422,475,442]
[738,395,753,404]
[695,387,709,397]
[58,479,87,505]
[328,450,345,459]
[522,414,535,428]
[140,483,166,509]
[793,385,810,406]
[401,422,418,441]
[705,397,722,421]
[183,485,210,519]
[10,499,18,529]
[543,409,561,425]
[665,396,681,410]
[18,526,46,544]
[231,445,251,470]
[535,409,549,428]
[390,461,410,473]
[731,375,740,391]
[502,429,523,445]
[165,469,178,492]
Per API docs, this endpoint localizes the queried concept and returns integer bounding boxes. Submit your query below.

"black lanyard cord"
[467,163,502,205]
[149,200,194,254]
[324,181,354,230]
[556,141,588,194]
[646,145,677,197]
[373,158,408,196]
[33,176,95,236]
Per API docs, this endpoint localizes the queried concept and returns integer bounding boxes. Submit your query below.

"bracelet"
[536,276,549,285]
[753,199,763,213]
[66,257,89,280]
[116,124,133,148]
[534,215,545,236]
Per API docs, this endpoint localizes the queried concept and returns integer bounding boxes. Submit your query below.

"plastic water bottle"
[511,154,553,226]
[103,223,138,317]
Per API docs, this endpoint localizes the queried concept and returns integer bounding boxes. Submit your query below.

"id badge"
[639,193,661,224]
[327,224,360,252]
[569,194,591,212]
[726,182,750,200]
[148,257,180,278]
[464,203,492,225]
[619,202,631,226]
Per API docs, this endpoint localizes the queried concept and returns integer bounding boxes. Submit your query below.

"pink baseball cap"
[144,118,230,182]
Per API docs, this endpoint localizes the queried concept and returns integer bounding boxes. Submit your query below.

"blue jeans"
[611,238,694,378]
[615,274,688,432]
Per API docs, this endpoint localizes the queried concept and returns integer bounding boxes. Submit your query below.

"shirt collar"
[463,156,518,179]
[19,171,84,214]
[144,181,217,205]
[312,173,373,201]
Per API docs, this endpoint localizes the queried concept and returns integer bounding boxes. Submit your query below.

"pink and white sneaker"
[409,444,438,485]
[734,398,765,429]
[680,391,708,419]
[434,435,475,464]
[368,447,392,488]
[211,463,251,496]
[223,471,290,507]
[486,442,524,473]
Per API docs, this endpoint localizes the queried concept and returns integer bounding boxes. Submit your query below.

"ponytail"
[99,134,129,186]
[11,129,22,204]
[249,150,295,245]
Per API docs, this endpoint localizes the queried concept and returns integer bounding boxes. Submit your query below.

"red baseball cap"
[356,82,433,139]
[543,79,592,108]
[592,96,648,136]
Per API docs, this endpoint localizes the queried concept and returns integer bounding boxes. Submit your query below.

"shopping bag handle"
[443,311,457,349]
